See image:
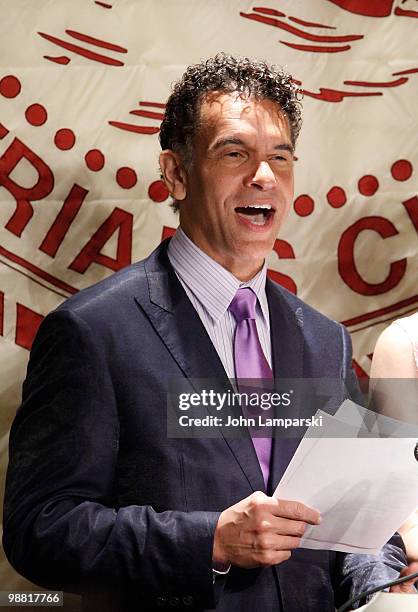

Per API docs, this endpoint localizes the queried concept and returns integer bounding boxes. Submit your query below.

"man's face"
[179,93,295,280]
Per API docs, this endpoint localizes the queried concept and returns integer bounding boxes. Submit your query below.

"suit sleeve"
[333,324,410,608]
[3,308,220,606]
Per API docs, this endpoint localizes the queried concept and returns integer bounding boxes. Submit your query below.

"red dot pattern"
[294,194,314,217]
[54,128,76,150]
[148,180,169,202]
[25,103,47,126]
[85,149,105,172]
[358,175,379,196]
[391,159,413,181]
[327,186,347,208]
[116,167,137,189]
[0,75,21,98]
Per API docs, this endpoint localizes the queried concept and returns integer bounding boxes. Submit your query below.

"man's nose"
[248,161,276,189]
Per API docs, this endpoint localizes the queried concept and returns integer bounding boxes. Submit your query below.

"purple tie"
[229,288,273,487]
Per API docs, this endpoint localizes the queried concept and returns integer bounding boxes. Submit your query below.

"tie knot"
[228,288,257,322]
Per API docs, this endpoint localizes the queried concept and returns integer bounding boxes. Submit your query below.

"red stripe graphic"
[44,55,71,64]
[240,11,363,42]
[0,245,78,295]
[38,32,124,66]
[281,41,350,53]
[392,68,418,76]
[0,258,69,299]
[251,7,286,17]
[95,1,112,7]
[129,110,165,120]
[350,306,418,334]
[341,295,418,327]
[139,101,166,109]
[343,77,408,87]
[394,7,418,18]
[302,87,382,101]
[288,16,337,29]
[65,30,127,53]
[108,121,160,135]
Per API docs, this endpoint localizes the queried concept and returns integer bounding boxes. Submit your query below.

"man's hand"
[389,562,418,594]
[212,491,321,569]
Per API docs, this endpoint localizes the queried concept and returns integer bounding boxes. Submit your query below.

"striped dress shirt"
[167,227,272,379]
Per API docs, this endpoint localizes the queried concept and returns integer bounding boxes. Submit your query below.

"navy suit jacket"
[3,240,407,611]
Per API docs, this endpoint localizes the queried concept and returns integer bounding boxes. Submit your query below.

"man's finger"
[267,516,308,537]
[270,498,321,525]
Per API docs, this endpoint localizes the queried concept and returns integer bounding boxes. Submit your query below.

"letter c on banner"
[338,215,407,295]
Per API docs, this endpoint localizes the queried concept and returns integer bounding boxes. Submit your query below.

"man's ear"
[159,150,188,201]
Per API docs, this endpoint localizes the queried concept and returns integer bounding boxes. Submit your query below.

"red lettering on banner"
[0,123,9,139]
[352,359,369,378]
[39,184,89,257]
[402,196,418,232]
[0,291,4,336]
[161,226,176,241]
[0,138,54,237]
[69,207,133,273]
[268,239,297,294]
[338,216,407,295]
[352,359,370,393]
[15,303,44,350]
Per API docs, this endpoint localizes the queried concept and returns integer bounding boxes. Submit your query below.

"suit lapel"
[266,280,305,491]
[134,241,265,492]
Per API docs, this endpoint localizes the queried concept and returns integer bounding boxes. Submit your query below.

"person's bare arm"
[370,324,416,379]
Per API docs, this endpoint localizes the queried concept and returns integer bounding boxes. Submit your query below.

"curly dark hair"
[159,53,302,211]
[160,53,302,156]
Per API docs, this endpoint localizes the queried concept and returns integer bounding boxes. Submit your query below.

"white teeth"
[243,204,272,210]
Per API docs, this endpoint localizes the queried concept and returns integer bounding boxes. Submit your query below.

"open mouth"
[235,204,275,226]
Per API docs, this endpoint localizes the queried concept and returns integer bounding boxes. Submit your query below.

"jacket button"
[156,596,166,607]
[182,596,193,606]
[169,596,180,607]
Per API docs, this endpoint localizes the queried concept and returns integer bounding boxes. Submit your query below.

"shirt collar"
[167,227,269,323]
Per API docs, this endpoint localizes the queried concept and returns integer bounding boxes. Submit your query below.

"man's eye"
[271,155,294,166]
[273,155,292,162]
[225,151,243,158]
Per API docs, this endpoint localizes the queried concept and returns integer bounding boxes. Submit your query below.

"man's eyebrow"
[273,143,294,154]
[209,137,245,151]
[209,137,294,154]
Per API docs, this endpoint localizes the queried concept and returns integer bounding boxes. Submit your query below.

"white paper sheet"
[357,591,418,611]
[274,405,418,554]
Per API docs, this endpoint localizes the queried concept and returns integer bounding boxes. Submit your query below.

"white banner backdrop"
[0,0,417,602]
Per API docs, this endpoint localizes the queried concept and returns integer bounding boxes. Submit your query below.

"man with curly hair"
[4,53,413,611]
